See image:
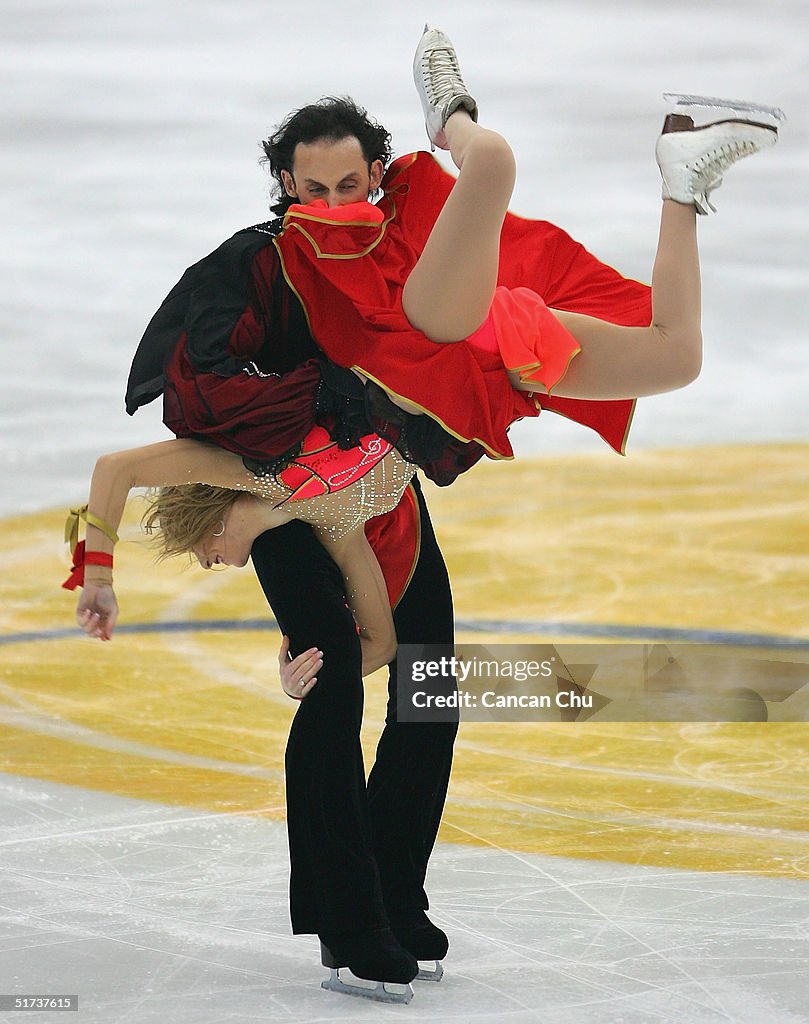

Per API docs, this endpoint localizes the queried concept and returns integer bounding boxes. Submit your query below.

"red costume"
[273,152,651,461]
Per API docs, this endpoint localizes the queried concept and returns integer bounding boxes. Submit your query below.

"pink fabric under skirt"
[466,286,581,393]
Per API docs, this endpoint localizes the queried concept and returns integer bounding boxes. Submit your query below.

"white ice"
[2,775,808,1024]
[1,0,808,517]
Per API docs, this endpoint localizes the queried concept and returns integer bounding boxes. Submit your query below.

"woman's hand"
[278,635,323,701]
[76,583,119,641]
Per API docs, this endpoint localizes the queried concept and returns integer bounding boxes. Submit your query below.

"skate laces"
[419,45,469,108]
[691,137,761,211]
[693,138,760,181]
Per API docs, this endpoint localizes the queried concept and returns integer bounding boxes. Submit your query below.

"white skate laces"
[655,109,779,214]
[413,24,478,151]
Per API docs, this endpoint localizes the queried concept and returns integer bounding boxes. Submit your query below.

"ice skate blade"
[416,960,444,982]
[663,93,786,124]
[321,967,414,1004]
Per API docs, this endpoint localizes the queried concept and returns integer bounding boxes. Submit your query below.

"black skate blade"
[663,93,786,124]
[416,959,444,982]
[321,967,414,1004]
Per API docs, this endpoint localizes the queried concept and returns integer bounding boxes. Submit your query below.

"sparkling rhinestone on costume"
[237,447,415,542]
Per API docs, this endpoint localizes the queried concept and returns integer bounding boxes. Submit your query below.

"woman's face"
[281,135,383,208]
[193,507,251,570]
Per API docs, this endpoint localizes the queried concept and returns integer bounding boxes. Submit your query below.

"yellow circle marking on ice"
[2,445,807,878]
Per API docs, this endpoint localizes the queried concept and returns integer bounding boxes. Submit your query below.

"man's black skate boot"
[319,926,418,1003]
[389,909,448,981]
[390,909,449,960]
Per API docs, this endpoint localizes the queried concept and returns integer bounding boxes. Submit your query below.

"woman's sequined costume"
[241,426,416,542]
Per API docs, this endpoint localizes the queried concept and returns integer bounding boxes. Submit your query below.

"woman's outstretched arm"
[87,439,255,531]
[315,525,397,676]
[76,439,259,640]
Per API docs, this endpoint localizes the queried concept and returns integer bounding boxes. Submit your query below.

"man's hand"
[278,635,323,701]
[76,584,119,641]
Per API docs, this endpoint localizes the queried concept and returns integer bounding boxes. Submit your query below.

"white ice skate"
[319,940,415,1004]
[413,23,478,152]
[655,96,780,214]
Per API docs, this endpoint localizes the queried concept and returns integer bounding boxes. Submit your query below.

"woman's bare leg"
[509,112,778,400]
[409,25,775,398]
[401,110,516,344]
[528,199,703,400]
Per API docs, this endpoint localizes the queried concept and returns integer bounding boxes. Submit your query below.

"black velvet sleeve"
[125,220,288,415]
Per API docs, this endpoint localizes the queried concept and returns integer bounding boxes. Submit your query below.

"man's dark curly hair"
[260,96,393,216]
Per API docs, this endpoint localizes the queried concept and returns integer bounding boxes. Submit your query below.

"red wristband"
[62,541,114,591]
[84,551,114,569]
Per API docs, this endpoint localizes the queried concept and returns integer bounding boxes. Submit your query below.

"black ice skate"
[319,927,418,1004]
[390,909,448,981]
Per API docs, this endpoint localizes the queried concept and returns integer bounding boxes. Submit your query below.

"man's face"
[281,136,383,208]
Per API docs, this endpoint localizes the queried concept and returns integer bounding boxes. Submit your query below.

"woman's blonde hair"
[142,484,240,561]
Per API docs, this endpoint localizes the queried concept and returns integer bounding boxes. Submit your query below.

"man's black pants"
[250,477,457,938]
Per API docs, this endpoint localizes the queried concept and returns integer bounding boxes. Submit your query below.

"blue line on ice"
[2,619,809,648]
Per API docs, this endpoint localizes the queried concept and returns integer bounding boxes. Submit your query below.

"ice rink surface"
[3,775,808,1024]
[2,1,808,1021]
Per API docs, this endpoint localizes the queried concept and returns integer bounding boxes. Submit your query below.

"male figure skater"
[125,97,458,1002]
